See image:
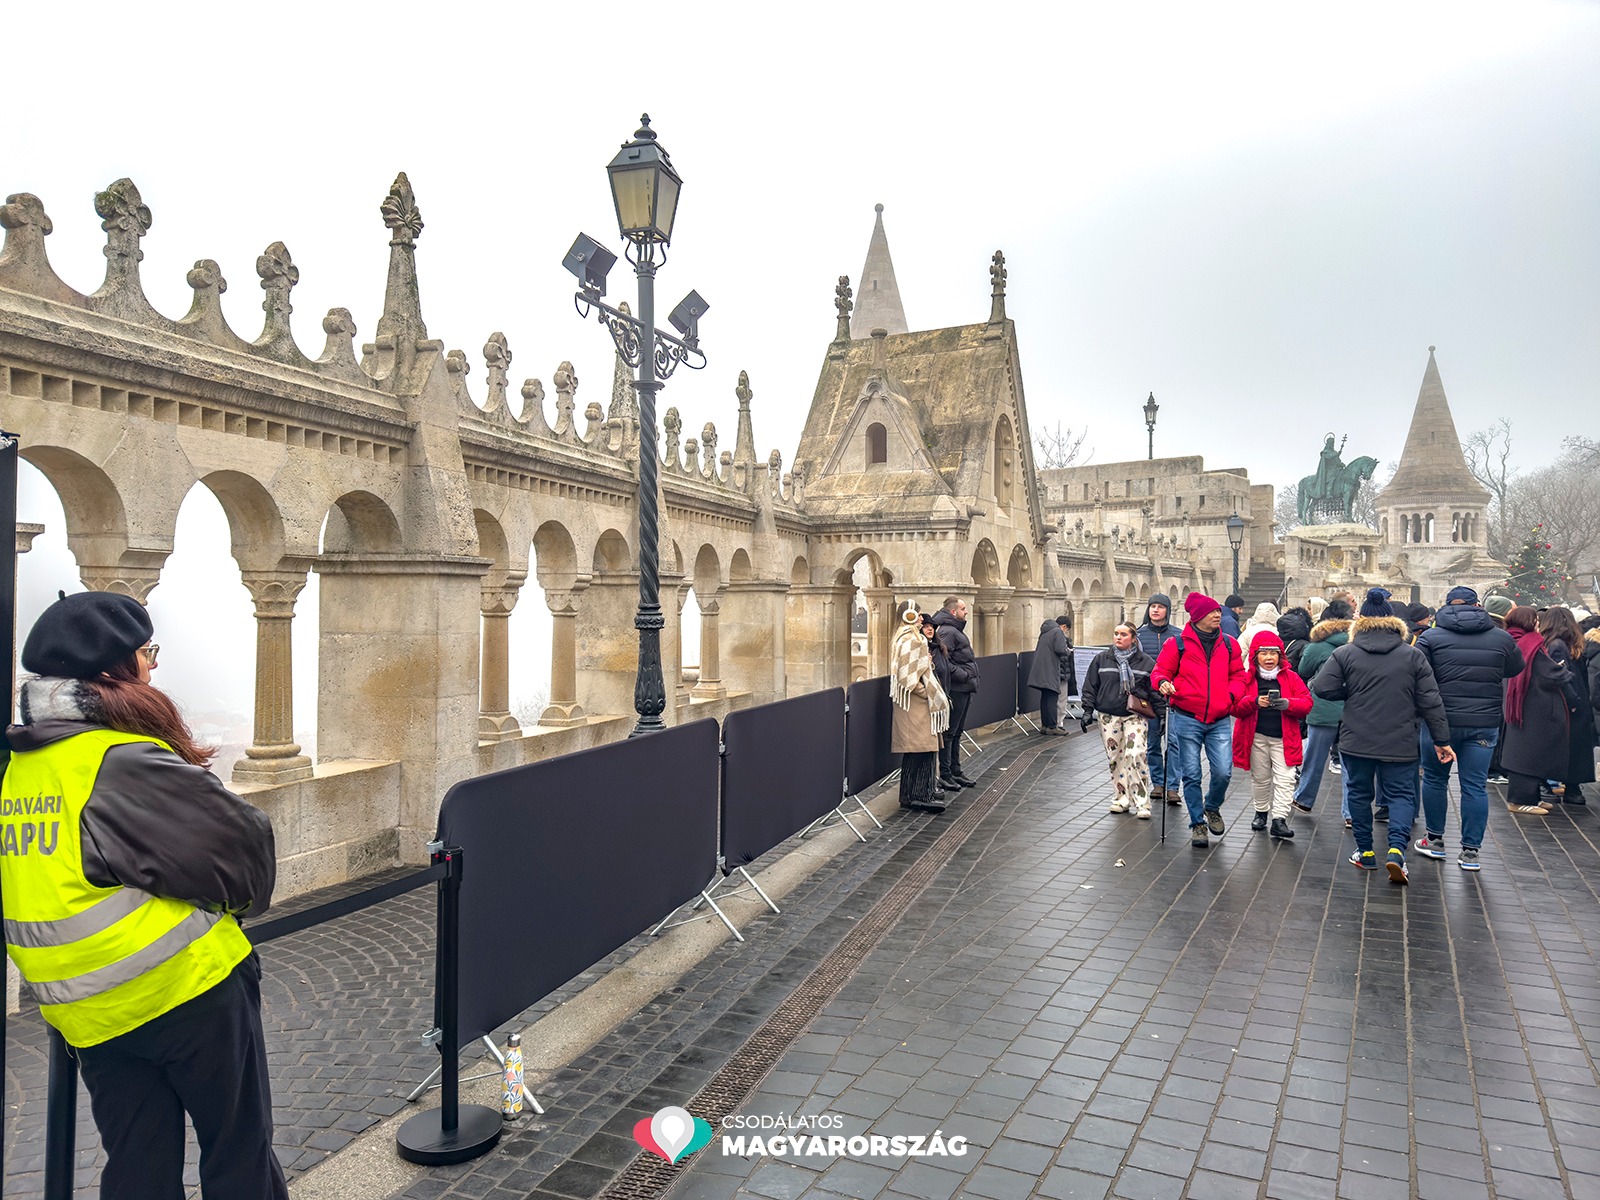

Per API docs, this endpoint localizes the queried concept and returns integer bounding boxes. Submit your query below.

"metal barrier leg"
[843,792,885,830]
[397,847,502,1165]
[44,1027,77,1200]
[735,866,781,915]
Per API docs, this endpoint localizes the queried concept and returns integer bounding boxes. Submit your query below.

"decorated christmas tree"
[1499,522,1573,606]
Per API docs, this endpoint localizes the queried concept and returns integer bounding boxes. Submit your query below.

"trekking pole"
[1160,708,1170,845]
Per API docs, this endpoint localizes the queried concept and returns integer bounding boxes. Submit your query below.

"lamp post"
[1226,511,1246,600]
[565,115,708,737]
[1143,392,1159,460]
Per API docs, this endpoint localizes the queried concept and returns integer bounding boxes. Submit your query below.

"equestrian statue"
[1297,434,1378,524]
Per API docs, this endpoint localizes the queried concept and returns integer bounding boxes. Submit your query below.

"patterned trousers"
[1099,713,1153,813]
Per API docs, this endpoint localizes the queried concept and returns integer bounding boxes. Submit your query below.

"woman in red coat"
[1232,631,1315,839]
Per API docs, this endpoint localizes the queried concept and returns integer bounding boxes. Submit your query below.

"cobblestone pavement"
[3,848,662,1196]
[8,726,1598,1200]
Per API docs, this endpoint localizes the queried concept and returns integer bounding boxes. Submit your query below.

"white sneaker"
[1136,807,1152,819]
[1109,801,1130,813]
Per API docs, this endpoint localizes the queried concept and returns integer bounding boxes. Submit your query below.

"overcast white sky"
[7,1,1599,726]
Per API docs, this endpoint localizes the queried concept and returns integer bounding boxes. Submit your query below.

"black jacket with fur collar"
[1310,615,1449,761]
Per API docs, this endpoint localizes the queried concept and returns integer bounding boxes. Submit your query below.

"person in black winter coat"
[1136,593,1180,800]
[1501,606,1571,812]
[1276,607,1314,673]
[1312,588,1453,884]
[1080,623,1161,818]
[1538,606,1595,802]
[1411,587,1525,868]
[1027,616,1075,734]
[931,598,980,788]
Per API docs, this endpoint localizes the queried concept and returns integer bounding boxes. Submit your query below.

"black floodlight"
[606,114,683,245]
[668,290,709,339]
[562,233,616,296]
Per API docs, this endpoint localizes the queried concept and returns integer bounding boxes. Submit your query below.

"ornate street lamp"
[1226,512,1246,599]
[565,115,708,737]
[1143,392,1159,460]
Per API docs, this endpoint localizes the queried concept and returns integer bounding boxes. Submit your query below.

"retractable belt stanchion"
[397,845,502,1165]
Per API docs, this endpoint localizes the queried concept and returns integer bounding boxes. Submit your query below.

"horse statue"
[1297,455,1378,524]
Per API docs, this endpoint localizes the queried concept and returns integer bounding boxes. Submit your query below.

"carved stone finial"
[700,422,718,478]
[737,370,752,407]
[446,349,469,376]
[552,360,578,436]
[255,240,300,349]
[482,332,512,416]
[519,377,551,432]
[834,275,854,341]
[989,250,1007,323]
[0,193,80,304]
[608,300,638,423]
[323,307,356,339]
[178,258,235,344]
[584,401,605,443]
[663,407,683,471]
[381,173,425,247]
[95,178,151,263]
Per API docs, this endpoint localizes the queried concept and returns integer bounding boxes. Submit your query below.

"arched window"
[1425,513,1435,543]
[1381,516,1389,542]
[866,422,887,465]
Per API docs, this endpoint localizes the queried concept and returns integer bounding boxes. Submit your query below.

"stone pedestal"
[477,572,526,742]
[690,595,727,700]
[538,588,588,727]
[786,584,854,694]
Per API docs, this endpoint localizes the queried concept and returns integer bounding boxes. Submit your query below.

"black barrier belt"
[247,859,449,945]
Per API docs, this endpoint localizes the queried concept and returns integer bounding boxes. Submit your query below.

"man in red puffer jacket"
[1153,593,1248,847]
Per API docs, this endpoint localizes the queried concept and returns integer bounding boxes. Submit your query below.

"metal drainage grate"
[599,739,1050,1200]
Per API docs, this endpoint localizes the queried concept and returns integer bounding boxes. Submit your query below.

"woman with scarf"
[1500,605,1571,814]
[890,608,952,813]
[1538,606,1595,804]
[1080,622,1160,818]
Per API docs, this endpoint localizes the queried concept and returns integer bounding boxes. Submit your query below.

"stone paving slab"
[664,733,1600,1200]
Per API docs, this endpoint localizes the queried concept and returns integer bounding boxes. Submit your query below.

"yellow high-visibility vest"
[1,728,253,1047]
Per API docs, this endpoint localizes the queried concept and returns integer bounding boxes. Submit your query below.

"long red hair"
[79,657,215,768]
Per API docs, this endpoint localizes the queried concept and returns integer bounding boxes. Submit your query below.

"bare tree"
[1274,485,1302,539]
[1463,418,1517,560]
[1350,461,1394,529]
[1506,444,1600,577]
[1034,422,1092,470]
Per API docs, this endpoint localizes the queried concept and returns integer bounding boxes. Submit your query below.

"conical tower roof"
[1377,347,1489,508]
[849,204,908,338]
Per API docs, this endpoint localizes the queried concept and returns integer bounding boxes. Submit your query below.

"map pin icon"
[651,1106,695,1163]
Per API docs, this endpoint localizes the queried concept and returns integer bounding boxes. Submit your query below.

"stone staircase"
[1239,567,1287,611]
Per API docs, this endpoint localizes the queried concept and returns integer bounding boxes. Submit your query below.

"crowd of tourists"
[1075,583,1599,882]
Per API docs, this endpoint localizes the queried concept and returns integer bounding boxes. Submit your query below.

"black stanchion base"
[395,1104,503,1165]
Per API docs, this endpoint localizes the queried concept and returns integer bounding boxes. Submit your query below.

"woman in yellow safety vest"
[2,590,286,1198]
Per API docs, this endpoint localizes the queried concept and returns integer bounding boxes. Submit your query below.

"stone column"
[786,584,854,693]
[478,572,525,742]
[575,571,641,718]
[234,571,313,784]
[538,589,588,727]
[691,595,727,700]
[863,587,896,678]
[972,587,1014,655]
[720,581,788,702]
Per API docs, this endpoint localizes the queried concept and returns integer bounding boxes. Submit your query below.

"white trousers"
[1249,733,1294,819]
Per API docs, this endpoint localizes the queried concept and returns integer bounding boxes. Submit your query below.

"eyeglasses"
[139,643,160,666]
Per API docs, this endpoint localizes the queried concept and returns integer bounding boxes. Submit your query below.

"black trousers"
[76,952,288,1200]
[1036,688,1059,730]
[941,690,974,776]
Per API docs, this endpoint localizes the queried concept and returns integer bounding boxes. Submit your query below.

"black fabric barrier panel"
[438,718,720,1048]
[965,653,1019,729]
[845,676,900,795]
[1016,651,1039,714]
[721,688,847,868]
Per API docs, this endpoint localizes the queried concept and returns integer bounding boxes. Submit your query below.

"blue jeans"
[1419,725,1497,850]
[1343,754,1418,855]
[1293,724,1339,810]
[1168,709,1233,827]
[1146,715,1165,789]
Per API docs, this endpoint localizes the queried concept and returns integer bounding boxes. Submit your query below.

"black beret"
[22,590,153,679]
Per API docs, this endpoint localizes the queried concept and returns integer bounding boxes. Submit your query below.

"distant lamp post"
[1226,512,1246,599]
[564,115,708,737]
[1143,392,1159,460]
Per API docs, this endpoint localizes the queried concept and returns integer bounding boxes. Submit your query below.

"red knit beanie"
[1184,593,1222,622]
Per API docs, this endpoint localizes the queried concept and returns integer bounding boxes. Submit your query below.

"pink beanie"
[1184,593,1222,622]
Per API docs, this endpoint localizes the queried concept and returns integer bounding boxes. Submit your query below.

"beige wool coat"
[890,680,942,753]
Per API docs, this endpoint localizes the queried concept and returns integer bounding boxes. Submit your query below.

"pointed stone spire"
[733,371,757,466]
[1379,347,1489,506]
[849,204,908,338]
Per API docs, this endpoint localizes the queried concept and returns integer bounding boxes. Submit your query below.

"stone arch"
[971,538,1001,587]
[473,509,510,571]
[200,470,287,572]
[866,422,887,466]
[1006,544,1033,589]
[993,414,1017,509]
[20,444,132,576]
[1070,577,1086,601]
[532,520,580,583]
[321,491,402,553]
[790,555,809,586]
[729,548,753,582]
[592,528,631,573]
[692,544,723,595]
[835,546,892,590]
[1089,578,1105,599]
